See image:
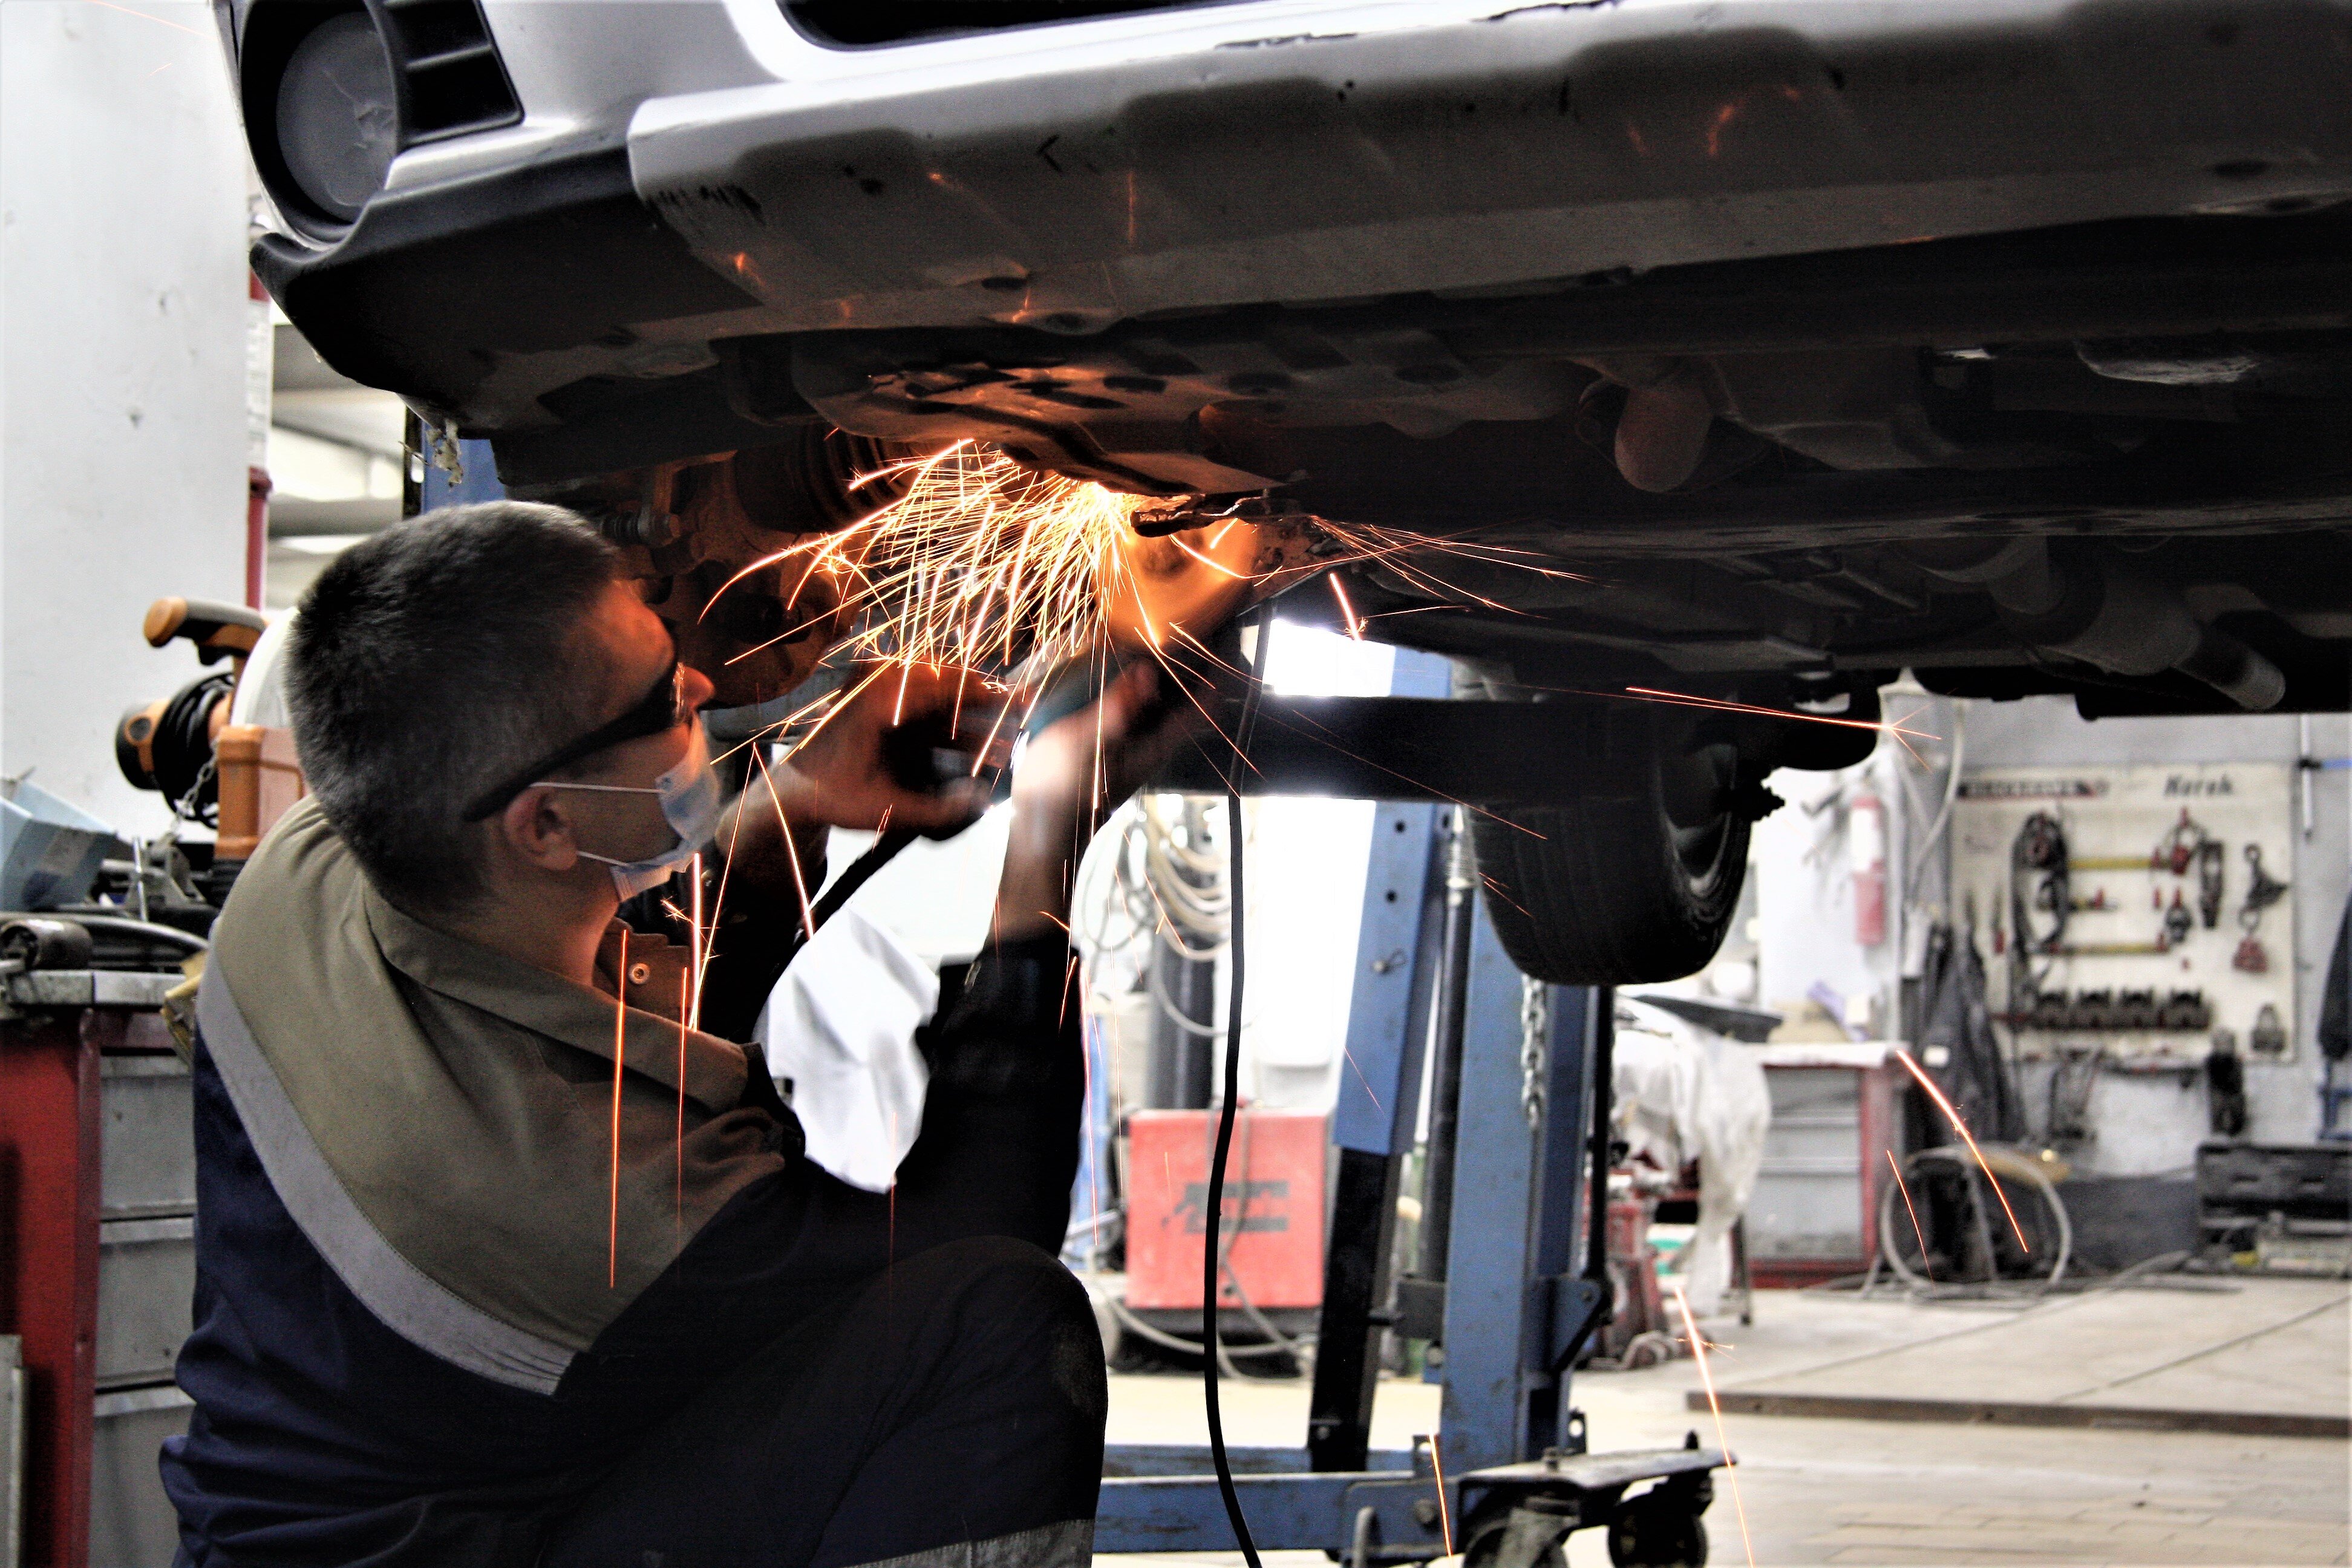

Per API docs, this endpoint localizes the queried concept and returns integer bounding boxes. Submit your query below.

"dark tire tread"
[1468,705,1748,985]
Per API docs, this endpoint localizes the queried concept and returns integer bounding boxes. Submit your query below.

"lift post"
[1096,656,1725,1567]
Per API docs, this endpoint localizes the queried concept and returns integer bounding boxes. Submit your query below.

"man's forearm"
[993,803,1085,943]
[882,932,1085,1255]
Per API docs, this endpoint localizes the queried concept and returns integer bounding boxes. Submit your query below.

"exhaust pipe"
[1910,541,2285,711]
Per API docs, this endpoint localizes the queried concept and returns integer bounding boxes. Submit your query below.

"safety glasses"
[462,659,691,822]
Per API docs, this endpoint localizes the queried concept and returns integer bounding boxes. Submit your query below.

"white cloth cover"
[1612,999,1773,1317]
[759,907,938,1193]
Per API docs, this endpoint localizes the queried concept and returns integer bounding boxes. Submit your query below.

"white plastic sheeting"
[1612,999,1772,1316]
[758,906,937,1193]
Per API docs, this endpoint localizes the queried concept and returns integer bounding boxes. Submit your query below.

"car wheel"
[1469,703,1753,985]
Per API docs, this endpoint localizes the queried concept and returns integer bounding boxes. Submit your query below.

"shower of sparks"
[1671,1281,1756,1568]
[1428,1435,1455,1558]
[1891,1047,2030,1252]
[706,441,1134,683]
[610,930,627,1290]
[703,443,1589,757]
[1887,1148,1932,1281]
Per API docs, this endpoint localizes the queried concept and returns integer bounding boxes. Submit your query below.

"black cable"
[1204,609,1272,1568]
[808,826,919,932]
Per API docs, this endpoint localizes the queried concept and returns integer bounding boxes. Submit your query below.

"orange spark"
[1891,1047,2030,1252]
[678,971,690,1227]
[1671,1281,1755,1568]
[1887,1148,1932,1281]
[1328,576,1365,641]
[1624,685,1936,759]
[1427,1436,1455,1558]
[1705,99,1744,157]
[754,751,818,939]
[610,929,627,1290]
[699,795,750,1018]
[1341,1047,1383,1115]
[687,852,706,1030]
[82,0,203,34]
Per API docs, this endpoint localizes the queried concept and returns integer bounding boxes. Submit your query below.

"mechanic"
[160,501,1185,1567]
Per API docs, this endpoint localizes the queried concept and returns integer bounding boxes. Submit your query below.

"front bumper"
[255,0,2352,488]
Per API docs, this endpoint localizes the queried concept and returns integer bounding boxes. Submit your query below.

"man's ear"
[497,786,584,872]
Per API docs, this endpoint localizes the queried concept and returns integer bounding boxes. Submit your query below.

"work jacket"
[162,799,1082,1565]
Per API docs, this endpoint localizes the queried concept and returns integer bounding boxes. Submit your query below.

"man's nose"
[682,664,718,712]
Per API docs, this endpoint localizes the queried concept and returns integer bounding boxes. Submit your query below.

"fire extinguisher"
[1851,789,1887,947]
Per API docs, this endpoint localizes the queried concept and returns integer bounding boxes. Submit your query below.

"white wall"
[1962,701,2349,1156]
[1751,693,2341,1161]
[1,0,252,838]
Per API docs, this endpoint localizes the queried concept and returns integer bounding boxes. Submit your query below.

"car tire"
[1468,702,1753,986]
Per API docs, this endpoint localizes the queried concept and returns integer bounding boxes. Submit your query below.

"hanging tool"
[2234,844,2290,973]
[2197,839,2226,929]
[2010,811,2071,955]
[2153,808,2215,877]
[2240,844,2290,925]
[2164,889,2194,950]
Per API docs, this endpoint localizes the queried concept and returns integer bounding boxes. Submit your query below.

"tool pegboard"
[1952,764,2297,1063]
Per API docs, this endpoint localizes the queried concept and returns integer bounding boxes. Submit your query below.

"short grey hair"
[283,501,623,916]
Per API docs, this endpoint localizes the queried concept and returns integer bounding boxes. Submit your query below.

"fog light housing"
[274,11,398,223]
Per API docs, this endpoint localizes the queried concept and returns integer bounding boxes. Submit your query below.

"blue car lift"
[1096,656,1726,1568]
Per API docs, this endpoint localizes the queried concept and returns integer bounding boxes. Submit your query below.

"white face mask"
[537,719,726,899]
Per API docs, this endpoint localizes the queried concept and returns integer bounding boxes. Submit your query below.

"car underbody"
[458,205,2352,724]
[230,0,2352,979]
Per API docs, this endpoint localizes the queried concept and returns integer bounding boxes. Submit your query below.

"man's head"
[285,501,713,922]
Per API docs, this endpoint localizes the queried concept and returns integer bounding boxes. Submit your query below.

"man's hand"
[768,664,1008,832]
[713,664,1008,901]
[995,662,1198,941]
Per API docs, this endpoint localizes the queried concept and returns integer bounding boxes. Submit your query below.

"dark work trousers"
[539,1236,1108,1568]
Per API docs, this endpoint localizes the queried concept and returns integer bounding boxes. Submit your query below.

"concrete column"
[2,0,250,837]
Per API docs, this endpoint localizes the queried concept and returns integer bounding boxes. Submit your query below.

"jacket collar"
[361,882,748,1114]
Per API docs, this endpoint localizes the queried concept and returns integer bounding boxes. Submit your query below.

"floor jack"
[1096,658,1728,1568]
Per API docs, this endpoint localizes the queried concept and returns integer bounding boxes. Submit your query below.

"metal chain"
[1520,975,1549,1129]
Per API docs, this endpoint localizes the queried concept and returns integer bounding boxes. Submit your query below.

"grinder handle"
[144,597,265,664]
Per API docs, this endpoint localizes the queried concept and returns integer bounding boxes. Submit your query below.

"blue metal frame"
[1436,924,1604,1474]
[419,436,505,510]
[1094,641,1699,1559]
[1098,890,1608,1555]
